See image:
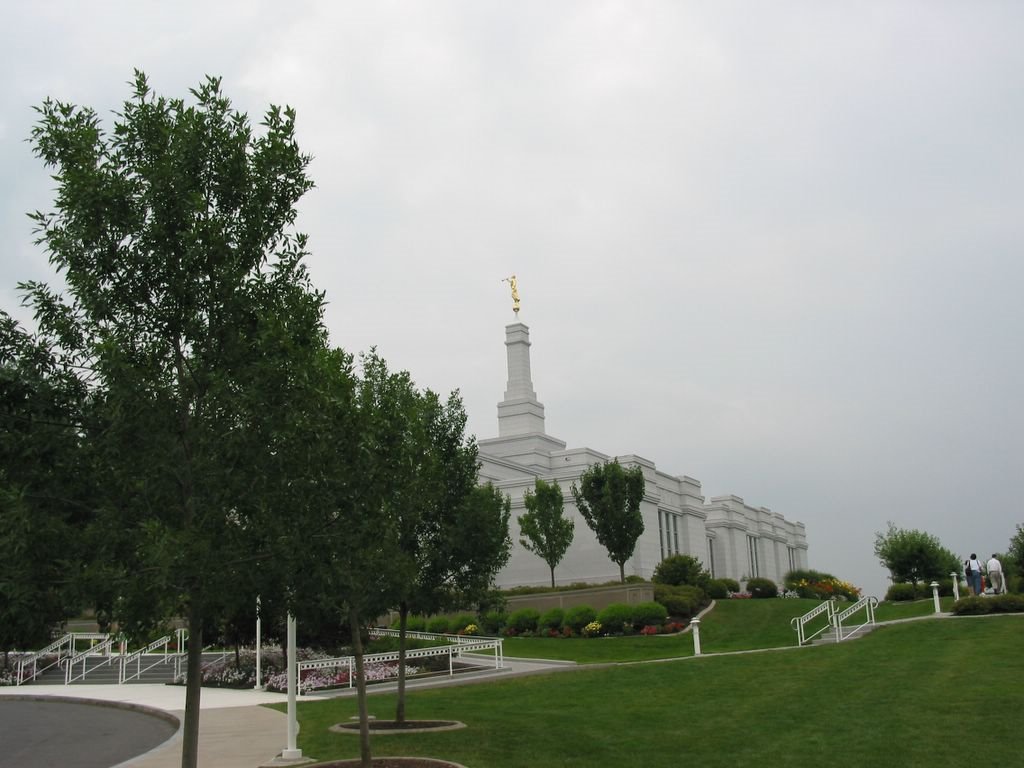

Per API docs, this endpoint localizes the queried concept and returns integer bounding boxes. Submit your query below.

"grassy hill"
[289,600,1020,766]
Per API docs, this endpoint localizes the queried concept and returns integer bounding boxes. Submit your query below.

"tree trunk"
[395,602,409,724]
[348,606,372,767]
[550,566,556,589]
[619,562,625,584]
[181,601,204,768]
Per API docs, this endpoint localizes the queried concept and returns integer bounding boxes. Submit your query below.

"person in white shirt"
[965,554,983,596]
[986,554,1005,594]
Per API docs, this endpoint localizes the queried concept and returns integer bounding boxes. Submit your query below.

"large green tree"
[571,460,645,583]
[284,350,423,766]
[873,522,960,584]
[0,313,92,669]
[22,72,324,768]
[391,388,480,723]
[519,478,574,588]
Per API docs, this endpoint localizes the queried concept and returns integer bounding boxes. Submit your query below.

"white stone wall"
[479,320,809,589]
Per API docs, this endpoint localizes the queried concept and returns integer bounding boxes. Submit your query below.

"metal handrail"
[119,635,173,683]
[16,632,108,685]
[833,596,878,642]
[790,600,837,646]
[370,627,496,645]
[296,636,504,695]
[65,635,118,684]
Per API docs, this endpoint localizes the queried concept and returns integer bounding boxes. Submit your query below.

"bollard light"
[950,572,960,602]
[930,581,941,614]
[691,618,702,656]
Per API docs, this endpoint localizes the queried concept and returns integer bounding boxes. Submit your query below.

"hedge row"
[951,594,1024,615]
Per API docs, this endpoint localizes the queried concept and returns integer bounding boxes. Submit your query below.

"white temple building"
[477,320,809,588]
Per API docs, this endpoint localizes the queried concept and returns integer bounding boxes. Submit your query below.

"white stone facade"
[478,321,809,588]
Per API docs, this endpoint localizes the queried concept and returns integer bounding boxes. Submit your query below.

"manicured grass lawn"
[284,610,1022,767]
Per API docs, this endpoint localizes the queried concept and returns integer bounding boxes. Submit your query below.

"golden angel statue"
[502,274,520,314]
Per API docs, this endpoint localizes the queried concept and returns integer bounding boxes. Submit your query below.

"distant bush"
[563,605,597,633]
[655,584,705,619]
[720,578,741,592]
[886,583,917,602]
[597,604,634,634]
[653,555,710,588]
[625,574,647,584]
[630,601,668,628]
[705,579,729,600]
[449,614,477,634]
[406,616,427,632]
[538,608,564,631]
[507,608,541,634]
[952,594,1024,615]
[426,616,450,634]
[886,580,959,602]
[746,578,778,598]
[478,611,505,636]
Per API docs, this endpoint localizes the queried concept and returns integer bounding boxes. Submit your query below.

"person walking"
[965,553,984,596]
[986,554,1005,594]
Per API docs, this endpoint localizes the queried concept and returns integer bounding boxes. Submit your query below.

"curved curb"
[330,720,467,735]
[0,692,180,728]
[309,759,468,768]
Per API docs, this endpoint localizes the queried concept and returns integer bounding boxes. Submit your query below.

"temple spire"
[497,321,546,436]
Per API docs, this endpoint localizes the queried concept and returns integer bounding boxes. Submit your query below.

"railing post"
[950,572,960,601]
[931,581,941,614]
[254,595,262,691]
[282,614,302,760]
[691,619,702,656]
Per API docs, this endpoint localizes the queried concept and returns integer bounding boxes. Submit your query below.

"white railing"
[16,633,108,685]
[833,596,878,642]
[370,627,490,646]
[791,601,837,646]
[119,635,174,683]
[65,635,118,684]
[296,633,504,696]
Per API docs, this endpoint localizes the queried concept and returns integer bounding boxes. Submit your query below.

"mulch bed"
[312,759,465,767]
[330,720,466,735]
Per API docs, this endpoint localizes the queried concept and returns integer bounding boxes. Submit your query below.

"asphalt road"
[0,699,178,768]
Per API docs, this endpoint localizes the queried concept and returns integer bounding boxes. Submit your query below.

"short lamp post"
[950,572,960,602]
[930,581,941,614]
[691,618,702,656]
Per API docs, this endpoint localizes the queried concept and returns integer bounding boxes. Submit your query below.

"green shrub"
[952,593,1024,615]
[705,579,729,600]
[563,605,597,633]
[721,578,741,592]
[426,616,450,634]
[746,577,778,598]
[886,583,917,602]
[507,608,541,633]
[538,608,564,631]
[478,611,505,636]
[624,574,647,584]
[653,555,710,588]
[597,604,634,634]
[654,584,705,619]
[630,601,668,628]
[449,614,477,634]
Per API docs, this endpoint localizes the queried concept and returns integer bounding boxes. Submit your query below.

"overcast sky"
[3,2,1022,598]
